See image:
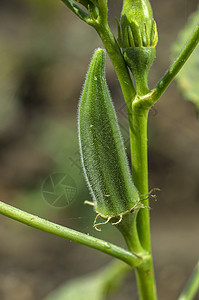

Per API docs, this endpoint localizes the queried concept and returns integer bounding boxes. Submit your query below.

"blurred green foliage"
[0,0,90,219]
[42,262,128,300]
[172,5,199,112]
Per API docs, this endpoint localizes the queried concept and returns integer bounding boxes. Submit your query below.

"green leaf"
[43,274,106,300]
[42,262,129,300]
[172,6,199,112]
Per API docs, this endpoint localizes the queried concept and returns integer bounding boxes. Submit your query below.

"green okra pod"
[78,48,141,230]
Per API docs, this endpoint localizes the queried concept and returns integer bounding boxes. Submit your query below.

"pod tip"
[95,47,106,54]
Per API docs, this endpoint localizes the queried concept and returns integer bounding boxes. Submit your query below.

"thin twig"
[178,261,199,300]
[0,200,143,268]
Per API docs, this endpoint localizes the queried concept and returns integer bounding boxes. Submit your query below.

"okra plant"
[0,0,199,299]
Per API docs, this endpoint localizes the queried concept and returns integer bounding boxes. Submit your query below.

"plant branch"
[178,260,199,300]
[138,24,199,109]
[61,0,90,22]
[0,200,144,268]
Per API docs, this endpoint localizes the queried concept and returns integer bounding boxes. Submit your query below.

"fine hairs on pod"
[78,48,142,231]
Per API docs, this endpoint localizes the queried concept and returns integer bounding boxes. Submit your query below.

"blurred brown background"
[0,0,198,299]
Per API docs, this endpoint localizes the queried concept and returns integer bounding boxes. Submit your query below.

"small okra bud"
[78,49,141,231]
[121,0,157,48]
[120,0,158,94]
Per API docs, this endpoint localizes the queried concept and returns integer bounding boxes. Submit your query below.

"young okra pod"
[78,49,141,230]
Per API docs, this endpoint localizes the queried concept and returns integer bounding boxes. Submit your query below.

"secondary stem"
[0,200,142,268]
[178,260,199,300]
[140,25,199,108]
[153,25,199,103]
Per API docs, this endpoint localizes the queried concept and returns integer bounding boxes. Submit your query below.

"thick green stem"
[129,103,157,300]
[0,200,143,268]
[135,259,157,300]
[123,24,199,298]
[130,106,150,250]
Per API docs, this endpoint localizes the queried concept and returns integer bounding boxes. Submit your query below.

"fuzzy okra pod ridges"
[78,48,140,230]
